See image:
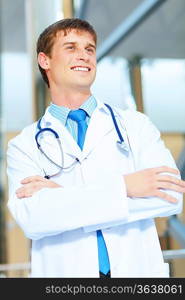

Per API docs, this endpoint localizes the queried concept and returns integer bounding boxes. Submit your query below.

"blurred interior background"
[0,0,185,277]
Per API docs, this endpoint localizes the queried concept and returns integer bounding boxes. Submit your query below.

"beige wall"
[5,132,30,277]
[156,133,185,277]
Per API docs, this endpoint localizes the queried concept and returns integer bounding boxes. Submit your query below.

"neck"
[49,86,92,109]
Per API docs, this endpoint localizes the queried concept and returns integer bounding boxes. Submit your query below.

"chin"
[76,85,92,91]
[74,79,94,89]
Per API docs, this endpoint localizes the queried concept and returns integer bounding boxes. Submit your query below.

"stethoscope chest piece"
[117,141,130,154]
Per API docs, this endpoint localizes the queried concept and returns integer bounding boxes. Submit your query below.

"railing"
[0,262,30,277]
[163,249,185,260]
[0,251,185,277]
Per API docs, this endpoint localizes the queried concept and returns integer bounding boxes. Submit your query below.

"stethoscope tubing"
[35,103,125,177]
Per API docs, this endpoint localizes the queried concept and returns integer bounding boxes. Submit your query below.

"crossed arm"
[16,165,185,202]
[7,114,184,239]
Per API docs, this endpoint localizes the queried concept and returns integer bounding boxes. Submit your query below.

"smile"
[70,66,91,72]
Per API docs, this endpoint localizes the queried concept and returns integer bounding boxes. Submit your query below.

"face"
[38,29,97,91]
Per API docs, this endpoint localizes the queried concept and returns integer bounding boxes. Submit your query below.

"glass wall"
[142,59,185,133]
[92,56,136,110]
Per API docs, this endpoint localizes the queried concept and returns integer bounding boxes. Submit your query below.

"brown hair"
[37,18,97,87]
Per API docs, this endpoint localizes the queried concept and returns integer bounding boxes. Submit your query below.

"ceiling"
[78,0,185,59]
[2,0,185,59]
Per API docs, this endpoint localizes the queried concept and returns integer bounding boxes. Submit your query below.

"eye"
[86,48,94,53]
[66,46,74,50]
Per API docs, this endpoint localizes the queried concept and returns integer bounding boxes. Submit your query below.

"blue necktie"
[68,109,110,275]
[68,109,88,149]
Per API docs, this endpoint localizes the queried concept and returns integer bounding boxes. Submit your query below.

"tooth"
[72,67,89,71]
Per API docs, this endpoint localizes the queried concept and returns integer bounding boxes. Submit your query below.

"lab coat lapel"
[83,104,114,158]
[40,103,115,163]
[41,109,82,162]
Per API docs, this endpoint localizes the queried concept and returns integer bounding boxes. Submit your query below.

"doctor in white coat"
[7,18,184,278]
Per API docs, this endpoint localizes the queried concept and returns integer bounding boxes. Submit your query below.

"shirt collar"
[48,95,97,126]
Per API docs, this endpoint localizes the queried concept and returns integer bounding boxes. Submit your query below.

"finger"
[21,176,46,184]
[15,186,33,195]
[155,190,178,203]
[154,166,180,175]
[158,182,185,193]
[16,193,25,199]
[16,187,24,194]
[16,191,33,199]
[16,186,34,193]
[157,175,185,187]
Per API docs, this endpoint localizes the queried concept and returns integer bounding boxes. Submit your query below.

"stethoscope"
[35,103,129,179]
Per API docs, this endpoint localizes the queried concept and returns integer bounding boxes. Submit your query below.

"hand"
[123,166,185,203]
[16,175,62,199]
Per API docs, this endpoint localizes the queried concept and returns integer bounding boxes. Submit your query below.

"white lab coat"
[7,100,183,278]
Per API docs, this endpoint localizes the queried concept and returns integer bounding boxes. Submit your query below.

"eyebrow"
[62,42,96,49]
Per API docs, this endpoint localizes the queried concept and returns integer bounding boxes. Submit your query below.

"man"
[7,18,184,278]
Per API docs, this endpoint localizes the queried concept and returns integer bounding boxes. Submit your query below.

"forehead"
[55,29,96,45]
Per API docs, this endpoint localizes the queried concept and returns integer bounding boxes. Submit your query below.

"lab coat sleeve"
[127,113,183,222]
[7,132,129,240]
[83,113,183,233]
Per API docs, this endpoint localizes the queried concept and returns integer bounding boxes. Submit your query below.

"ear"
[37,52,50,70]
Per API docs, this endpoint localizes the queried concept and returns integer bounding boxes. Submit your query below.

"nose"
[76,49,89,61]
